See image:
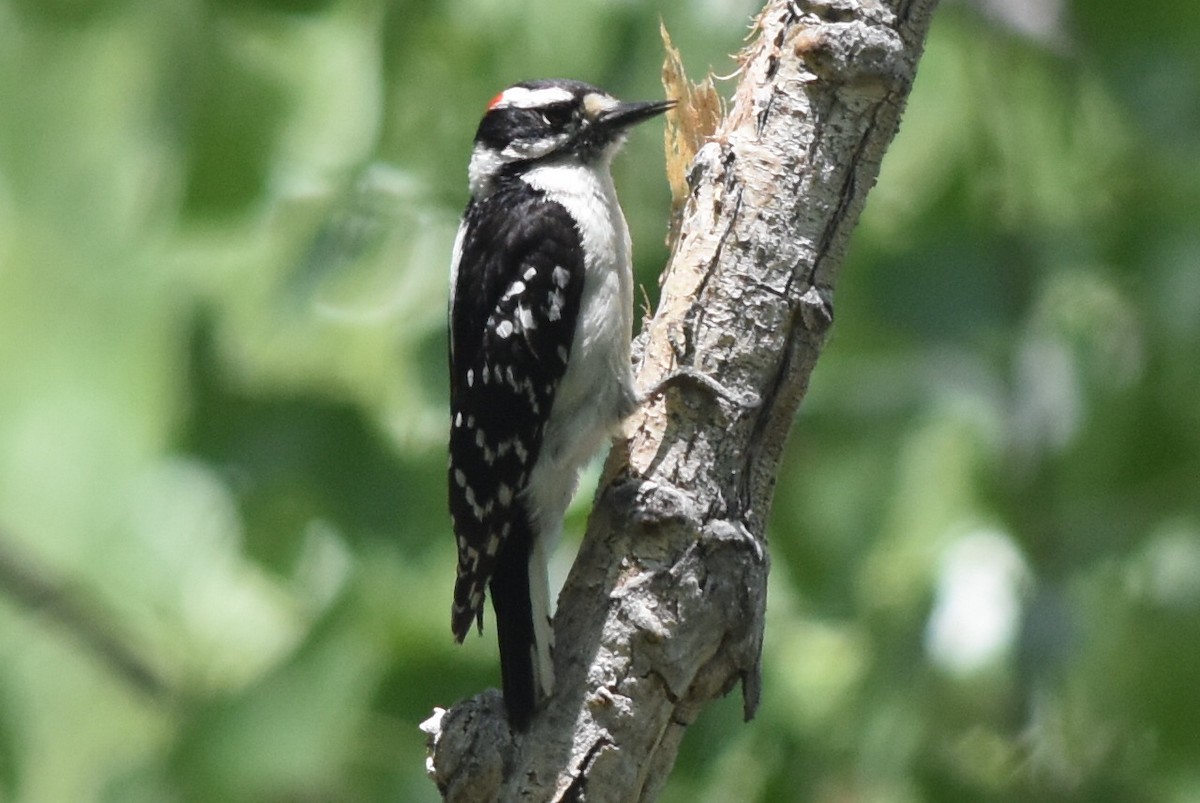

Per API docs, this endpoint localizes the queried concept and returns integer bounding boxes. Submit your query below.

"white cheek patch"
[490,85,575,110]
[468,148,506,197]
[502,135,562,161]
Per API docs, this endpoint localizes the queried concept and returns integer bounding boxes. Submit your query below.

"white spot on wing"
[552,266,570,288]
[496,319,514,339]
[547,290,564,321]
[465,486,483,520]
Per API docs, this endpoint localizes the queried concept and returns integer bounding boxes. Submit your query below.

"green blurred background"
[1,0,1198,800]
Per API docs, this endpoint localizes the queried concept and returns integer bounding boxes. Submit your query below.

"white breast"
[518,160,637,539]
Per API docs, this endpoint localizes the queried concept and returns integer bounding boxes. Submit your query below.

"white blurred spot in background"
[926,529,1030,674]
[971,0,1069,48]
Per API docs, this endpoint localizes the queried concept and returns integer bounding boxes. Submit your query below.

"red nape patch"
[486,91,506,111]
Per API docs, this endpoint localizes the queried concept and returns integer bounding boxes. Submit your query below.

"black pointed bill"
[597,98,677,131]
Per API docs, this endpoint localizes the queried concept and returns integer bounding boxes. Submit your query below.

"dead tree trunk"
[424,0,940,798]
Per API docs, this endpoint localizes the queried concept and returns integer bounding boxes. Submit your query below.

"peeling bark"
[425,0,940,798]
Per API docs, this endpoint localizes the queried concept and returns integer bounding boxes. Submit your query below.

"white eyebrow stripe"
[493,86,575,110]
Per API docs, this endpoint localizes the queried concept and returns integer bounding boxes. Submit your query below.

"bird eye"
[540,105,574,128]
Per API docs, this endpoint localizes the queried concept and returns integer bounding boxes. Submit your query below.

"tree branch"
[0,528,169,699]
[425,0,939,798]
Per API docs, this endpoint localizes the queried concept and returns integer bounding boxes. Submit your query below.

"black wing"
[447,180,584,642]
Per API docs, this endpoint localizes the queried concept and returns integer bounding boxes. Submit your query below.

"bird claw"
[640,368,761,410]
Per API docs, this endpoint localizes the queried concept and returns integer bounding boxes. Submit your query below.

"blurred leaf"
[176,29,290,216]
[0,675,20,800]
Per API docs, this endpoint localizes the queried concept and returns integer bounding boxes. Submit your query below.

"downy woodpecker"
[447,79,673,731]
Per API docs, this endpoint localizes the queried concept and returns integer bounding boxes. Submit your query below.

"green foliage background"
[1,0,1198,800]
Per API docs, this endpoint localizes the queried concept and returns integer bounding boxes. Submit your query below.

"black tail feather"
[489,524,537,732]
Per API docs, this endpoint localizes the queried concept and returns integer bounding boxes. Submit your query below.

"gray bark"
[424,0,940,798]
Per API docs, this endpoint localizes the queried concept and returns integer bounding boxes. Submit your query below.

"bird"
[446,78,673,731]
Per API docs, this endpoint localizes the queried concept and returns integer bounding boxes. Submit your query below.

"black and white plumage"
[447,79,673,731]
